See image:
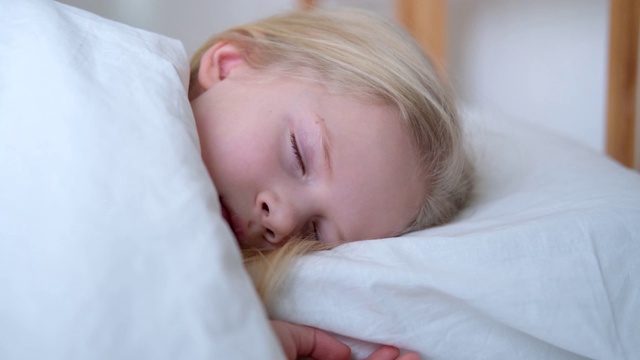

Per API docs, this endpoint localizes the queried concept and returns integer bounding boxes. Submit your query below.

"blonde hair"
[242,240,329,302]
[190,8,473,301]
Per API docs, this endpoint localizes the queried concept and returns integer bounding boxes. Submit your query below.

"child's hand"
[270,320,420,360]
[366,346,421,360]
[271,320,350,359]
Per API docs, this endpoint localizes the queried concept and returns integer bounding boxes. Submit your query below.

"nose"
[256,191,297,245]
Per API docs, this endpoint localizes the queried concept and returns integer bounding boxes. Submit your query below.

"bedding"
[268,108,640,359]
[0,1,283,359]
[1,1,639,360]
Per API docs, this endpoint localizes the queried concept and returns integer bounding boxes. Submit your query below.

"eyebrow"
[334,225,345,244]
[316,117,333,176]
[316,118,346,244]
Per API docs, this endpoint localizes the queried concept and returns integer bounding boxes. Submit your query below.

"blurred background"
[58,0,609,154]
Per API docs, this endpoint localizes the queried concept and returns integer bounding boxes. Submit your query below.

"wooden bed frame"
[299,0,640,170]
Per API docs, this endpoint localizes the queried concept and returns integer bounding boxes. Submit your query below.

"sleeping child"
[187,7,474,359]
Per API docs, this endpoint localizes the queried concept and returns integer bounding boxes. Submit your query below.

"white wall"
[448,0,609,152]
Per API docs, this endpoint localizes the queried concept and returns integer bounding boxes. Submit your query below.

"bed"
[1,0,638,359]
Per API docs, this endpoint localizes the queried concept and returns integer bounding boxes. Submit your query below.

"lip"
[219,197,246,245]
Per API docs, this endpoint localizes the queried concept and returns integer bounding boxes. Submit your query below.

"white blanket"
[0,1,283,359]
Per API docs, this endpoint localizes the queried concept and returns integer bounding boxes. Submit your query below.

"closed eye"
[312,221,320,241]
[290,131,306,175]
[302,221,321,241]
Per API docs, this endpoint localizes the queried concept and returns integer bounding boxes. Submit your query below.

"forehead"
[315,91,425,241]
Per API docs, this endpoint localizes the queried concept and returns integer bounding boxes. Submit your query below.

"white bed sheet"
[268,109,640,359]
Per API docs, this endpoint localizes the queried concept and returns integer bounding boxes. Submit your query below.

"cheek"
[208,136,273,190]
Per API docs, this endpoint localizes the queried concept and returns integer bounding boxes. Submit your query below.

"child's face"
[190,46,424,249]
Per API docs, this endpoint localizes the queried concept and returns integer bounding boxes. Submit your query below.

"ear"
[197,42,245,91]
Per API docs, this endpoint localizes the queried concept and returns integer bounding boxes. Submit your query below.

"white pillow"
[0,1,283,359]
[269,109,640,359]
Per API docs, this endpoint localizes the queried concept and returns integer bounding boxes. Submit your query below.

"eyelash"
[290,132,306,175]
[289,132,320,241]
[311,222,320,241]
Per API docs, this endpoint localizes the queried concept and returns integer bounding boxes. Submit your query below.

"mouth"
[219,197,245,246]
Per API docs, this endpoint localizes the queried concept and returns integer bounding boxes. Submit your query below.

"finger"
[398,352,422,360]
[294,326,351,360]
[365,345,400,360]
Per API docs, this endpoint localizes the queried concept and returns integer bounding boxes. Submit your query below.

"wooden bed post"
[395,0,448,76]
[606,0,640,168]
[298,0,318,11]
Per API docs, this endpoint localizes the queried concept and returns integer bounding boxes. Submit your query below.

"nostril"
[262,202,269,215]
[265,228,275,242]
